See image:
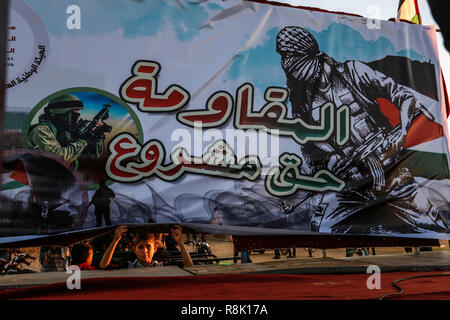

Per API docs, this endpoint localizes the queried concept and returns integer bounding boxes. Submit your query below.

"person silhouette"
[90,180,115,227]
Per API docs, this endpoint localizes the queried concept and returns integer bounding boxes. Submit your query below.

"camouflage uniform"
[28,94,104,165]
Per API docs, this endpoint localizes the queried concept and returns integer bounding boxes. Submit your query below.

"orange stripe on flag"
[376,98,443,148]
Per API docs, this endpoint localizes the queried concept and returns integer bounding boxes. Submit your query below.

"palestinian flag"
[397,0,422,24]
[1,160,30,191]
[377,98,449,180]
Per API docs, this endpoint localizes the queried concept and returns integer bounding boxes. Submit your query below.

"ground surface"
[203,235,450,264]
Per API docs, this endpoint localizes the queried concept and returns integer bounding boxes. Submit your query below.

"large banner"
[2,0,450,240]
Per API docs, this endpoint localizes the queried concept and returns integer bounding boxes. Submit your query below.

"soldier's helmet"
[44,94,84,114]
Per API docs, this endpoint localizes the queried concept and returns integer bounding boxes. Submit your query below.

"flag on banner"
[397,0,422,24]
[1,160,30,191]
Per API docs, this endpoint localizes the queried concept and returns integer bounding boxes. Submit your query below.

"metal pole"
[0,0,10,181]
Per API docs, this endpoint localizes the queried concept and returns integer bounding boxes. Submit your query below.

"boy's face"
[133,240,156,266]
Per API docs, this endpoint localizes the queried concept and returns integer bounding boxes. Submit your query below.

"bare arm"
[42,251,51,265]
[171,226,193,268]
[99,225,127,269]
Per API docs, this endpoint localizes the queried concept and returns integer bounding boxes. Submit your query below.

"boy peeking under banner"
[99,225,193,269]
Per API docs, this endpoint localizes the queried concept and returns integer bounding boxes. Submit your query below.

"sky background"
[278,0,450,132]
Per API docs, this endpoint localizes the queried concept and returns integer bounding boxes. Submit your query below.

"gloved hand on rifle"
[79,120,107,155]
[379,128,408,163]
[327,153,363,183]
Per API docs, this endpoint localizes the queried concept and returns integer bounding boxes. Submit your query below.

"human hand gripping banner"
[2,0,450,241]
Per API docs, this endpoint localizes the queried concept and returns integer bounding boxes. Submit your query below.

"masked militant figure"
[276,26,448,234]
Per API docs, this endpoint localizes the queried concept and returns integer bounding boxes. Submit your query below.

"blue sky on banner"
[227,22,425,91]
[26,0,220,41]
[70,92,127,119]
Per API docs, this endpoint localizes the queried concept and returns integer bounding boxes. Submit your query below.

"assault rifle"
[73,100,113,140]
[281,105,434,215]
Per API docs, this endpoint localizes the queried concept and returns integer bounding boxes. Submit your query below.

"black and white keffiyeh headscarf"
[276,26,324,84]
